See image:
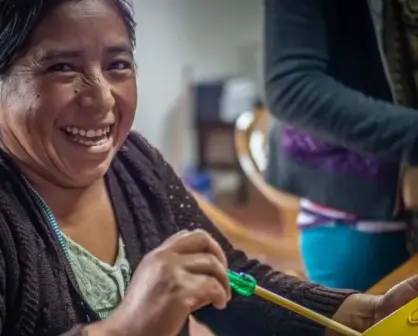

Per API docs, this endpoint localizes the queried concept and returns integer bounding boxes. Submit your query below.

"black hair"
[0,0,136,76]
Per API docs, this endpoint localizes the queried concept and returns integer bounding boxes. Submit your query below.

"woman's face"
[0,0,137,187]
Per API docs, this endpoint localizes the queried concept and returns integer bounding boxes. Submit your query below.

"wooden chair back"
[235,108,300,242]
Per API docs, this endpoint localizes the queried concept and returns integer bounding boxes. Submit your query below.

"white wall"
[132,0,263,162]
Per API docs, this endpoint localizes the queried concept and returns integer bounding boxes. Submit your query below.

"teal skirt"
[300,225,409,291]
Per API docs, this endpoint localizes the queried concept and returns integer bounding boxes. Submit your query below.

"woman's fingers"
[165,229,228,267]
[180,253,231,300]
[158,230,231,310]
[162,229,190,243]
[185,274,230,311]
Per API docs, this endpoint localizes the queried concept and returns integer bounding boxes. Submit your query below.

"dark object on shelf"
[193,80,249,203]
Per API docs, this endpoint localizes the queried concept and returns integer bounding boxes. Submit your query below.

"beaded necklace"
[23,177,101,322]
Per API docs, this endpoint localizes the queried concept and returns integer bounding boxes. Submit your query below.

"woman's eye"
[47,63,74,73]
[109,60,132,71]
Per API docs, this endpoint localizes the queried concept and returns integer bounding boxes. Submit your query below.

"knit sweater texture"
[0,132,354,335]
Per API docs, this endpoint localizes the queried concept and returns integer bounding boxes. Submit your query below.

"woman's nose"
[76,73,115,114]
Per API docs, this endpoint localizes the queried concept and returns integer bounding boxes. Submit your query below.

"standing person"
[264,0,418,291]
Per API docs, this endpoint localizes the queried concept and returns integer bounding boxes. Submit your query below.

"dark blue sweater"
[264,0,418,219]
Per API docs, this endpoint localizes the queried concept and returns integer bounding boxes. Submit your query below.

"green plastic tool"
[227,269,257,296]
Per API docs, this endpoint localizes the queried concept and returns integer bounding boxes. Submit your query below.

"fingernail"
[216,303,227,310]
[178,229,190,234]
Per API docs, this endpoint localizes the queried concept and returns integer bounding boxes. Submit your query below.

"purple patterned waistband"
[281,127,398,180]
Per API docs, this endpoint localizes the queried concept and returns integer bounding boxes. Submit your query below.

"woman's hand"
[326,276,418,335]
[90,229,231,336]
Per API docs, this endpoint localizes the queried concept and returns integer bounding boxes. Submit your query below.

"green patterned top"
[63,235,131,319]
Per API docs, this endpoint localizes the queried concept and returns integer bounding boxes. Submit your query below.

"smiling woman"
[0,0,137,187]
[0,1,416,336]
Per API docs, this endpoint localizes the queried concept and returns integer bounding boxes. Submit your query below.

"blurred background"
[132,0,273,236]
[133,0,263,162]
[131,1,278,334]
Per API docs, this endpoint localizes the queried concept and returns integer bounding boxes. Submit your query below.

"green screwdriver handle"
[227,270,257,296]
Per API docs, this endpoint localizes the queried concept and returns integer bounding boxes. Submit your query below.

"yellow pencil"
[254,286,362,336]
[228,270,362,336]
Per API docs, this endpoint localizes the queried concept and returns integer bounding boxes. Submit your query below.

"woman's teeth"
[64,126,110,137]
[62,126,111,147]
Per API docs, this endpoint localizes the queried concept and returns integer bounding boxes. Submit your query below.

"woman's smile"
[59,124,115,155]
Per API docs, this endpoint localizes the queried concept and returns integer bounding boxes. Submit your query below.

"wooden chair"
[235,107,300,237]
[234,107,304,277]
